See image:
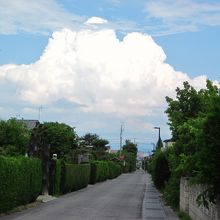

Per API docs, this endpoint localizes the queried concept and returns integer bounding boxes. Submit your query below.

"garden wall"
[180,177,220,220]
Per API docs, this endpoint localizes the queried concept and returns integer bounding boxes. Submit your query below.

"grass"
[0,200,42,217]
[178,211,192,220]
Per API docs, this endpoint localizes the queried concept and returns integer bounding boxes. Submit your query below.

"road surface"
[1,171,146,220]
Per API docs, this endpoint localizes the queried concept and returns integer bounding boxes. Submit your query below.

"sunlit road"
[1,171,146,220]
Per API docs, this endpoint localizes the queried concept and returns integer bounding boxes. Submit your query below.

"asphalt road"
[1,171,146,220]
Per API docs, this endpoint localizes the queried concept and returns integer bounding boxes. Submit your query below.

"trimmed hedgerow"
[49,159,62,196]
[108,161,122,179]
[90,161,123,184]
[89,161,109,184]
[61,163,91,193]
[0,156,42,213]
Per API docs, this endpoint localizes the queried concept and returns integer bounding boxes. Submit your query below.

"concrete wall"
[180,177,220,220]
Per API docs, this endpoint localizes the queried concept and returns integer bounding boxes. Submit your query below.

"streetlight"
[154,126,162,149]
[154,126,160,140]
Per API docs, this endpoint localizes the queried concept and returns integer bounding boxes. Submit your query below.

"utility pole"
[120,123,124,155]
[38,105,43,122]
[133,138,136,145]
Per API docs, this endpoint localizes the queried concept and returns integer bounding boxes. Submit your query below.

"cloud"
[85,17,108,25]
[0,0,84,34]
[144,0,220,34]
[0,26,207,120]
[110,0,121,6]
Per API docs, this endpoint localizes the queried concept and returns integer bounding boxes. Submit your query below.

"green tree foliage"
[80,133,109,160]
[0,118,30,156]
[165,81,202,140]
[193,96,220,203]
[164,80,220,206]
[122,140,137,172]
[30,122,77,159]
[123,139,137,154]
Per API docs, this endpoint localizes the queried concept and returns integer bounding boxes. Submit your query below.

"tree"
[165,81,202,140]
[122,139,137,154]
[156,137,163,150]
[164,80,220,206]
[0,118,30,156]
[193,96,220,204]
[80,133,109,160]
[122,140,137,172]
[29,122,77,159]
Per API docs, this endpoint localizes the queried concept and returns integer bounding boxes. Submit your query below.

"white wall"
[180,177,220,220]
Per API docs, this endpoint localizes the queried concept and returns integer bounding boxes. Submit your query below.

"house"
[163,139,175,148]
[17,119,40,129]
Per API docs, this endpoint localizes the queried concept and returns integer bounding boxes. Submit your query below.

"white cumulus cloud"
[0,26,207,118]
[85,17,108,25]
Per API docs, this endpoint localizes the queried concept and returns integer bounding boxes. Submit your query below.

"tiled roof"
[17,119,39,129]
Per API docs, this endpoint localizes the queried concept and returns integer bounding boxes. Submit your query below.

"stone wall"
[180,177,220,220]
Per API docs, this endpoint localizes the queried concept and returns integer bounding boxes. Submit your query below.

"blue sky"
[0,0,220,153]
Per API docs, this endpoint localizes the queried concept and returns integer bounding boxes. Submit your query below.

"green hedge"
[0,156,42,213]
[90,161,122,184]
[61,163,91,193]
[108,161,122,179]
[49,159,62,195]
[90,161,109,184]
[148,150,170,190]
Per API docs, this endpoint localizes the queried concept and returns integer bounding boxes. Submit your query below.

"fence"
[180,177,220,220]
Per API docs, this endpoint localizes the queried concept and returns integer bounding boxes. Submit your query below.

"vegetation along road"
[1,171,146,220]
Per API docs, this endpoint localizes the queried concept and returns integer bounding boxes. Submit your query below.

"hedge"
[0,156,42,213]
[61,163,91,193]
[90,161,109,184]
[90,161,122,184]
[108,161,122,179]
[148,150,170,190]
[49,159,62,195]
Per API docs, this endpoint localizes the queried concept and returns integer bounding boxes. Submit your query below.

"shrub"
[49,159,62,195]
[163,175,180,209]
[108,161,122,179]
[0,156,42,213]
[150,150,170,190]
[90,161,110,184]
[61,163,91,193]
[90,161,122,183]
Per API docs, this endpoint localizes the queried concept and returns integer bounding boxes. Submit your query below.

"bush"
[122,162,130,173]
[61,163,91,193]
[163,175,180,209]
[178,211,192,220]
[0,156,42,213]
[90,161,122,184]
[108,161,122,179]
[89,161,109,184]
[49,159,62,195]
[149,150,170,190]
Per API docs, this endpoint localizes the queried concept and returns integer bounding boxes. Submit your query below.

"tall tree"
[165,81,202,140]
[30,122,77,159]
[80,133,109,160]
[164,80,220,205]
[122,140,137,172]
